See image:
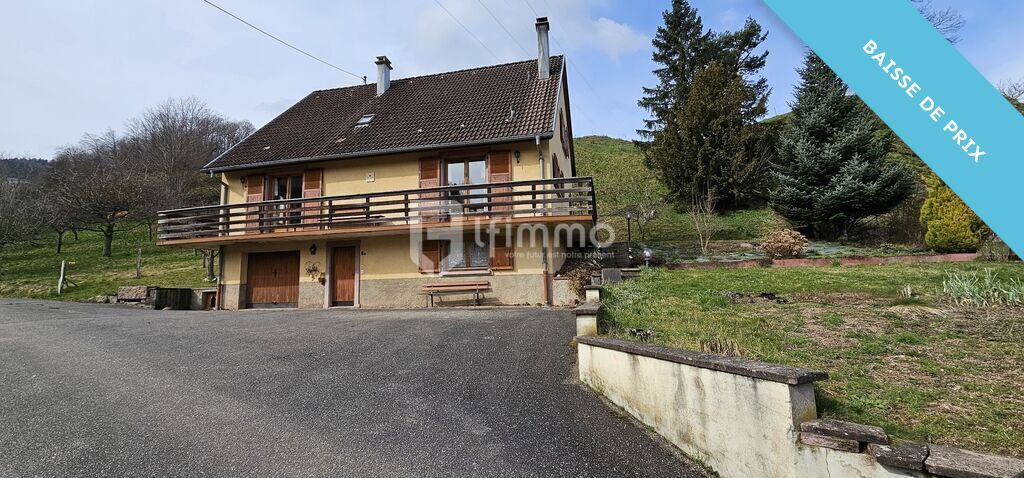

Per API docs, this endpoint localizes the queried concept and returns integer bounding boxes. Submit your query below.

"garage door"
[246,251,300,308]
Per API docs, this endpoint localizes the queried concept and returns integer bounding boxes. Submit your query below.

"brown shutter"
[487,151,512,214]
[302,169,323,229]
[490,241,514,271]
[419,158,441,222]
[419,240,441,273]
[244,175,264,234]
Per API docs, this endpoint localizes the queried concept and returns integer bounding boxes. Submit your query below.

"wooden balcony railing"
[157,177,596,242]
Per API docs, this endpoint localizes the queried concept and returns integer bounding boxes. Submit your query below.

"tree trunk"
[147,222,153,242]
[56,230,64,254]
[102,223,115,257]
[72,228,79,241]
[205,250,217,282]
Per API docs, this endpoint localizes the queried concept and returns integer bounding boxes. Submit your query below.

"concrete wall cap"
[925,444,1024,478]
[575,336,829,385]
[868,443,928,471]
[572,302,603,315]
[800,418,889,445]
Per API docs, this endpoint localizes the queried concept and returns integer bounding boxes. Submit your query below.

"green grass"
[0,226,209,301]
[601,262,1024,456]
[574,135,788,242]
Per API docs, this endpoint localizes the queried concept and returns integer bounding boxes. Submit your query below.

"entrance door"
[246,251,299,308]
[332,246,357,306]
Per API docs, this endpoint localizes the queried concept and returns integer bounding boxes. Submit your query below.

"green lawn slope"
[574,135,787,243]
[0,226,209,301]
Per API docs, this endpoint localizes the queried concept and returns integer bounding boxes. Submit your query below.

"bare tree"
[688,183,719,256]
[0,179,39,249]
[47,132,155,257]
[911,0,965,43]
[126,97,254,210]
[1000,79,1024,102]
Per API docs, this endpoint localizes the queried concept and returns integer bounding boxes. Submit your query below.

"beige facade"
[215,116,582,309]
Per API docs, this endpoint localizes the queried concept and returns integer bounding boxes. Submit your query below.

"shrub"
[760,229,808,258]
[920,173,984,252]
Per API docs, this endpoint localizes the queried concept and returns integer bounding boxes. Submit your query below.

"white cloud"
[590,17,649,59]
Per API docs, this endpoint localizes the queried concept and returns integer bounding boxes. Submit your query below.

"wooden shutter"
[244,174,264,234]
[487,151,512,214]
[419,239,441,273]
[302,169,323,229]
[419,158,441,222]
[490,241,514,271]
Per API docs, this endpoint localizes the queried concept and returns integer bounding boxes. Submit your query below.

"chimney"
[535,17,550,80]
[375,56,392,96]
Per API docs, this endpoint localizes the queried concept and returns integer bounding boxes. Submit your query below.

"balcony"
[157,177,596,245]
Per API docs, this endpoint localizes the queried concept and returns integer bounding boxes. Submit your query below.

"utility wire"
[201,0,366,83]
[432,0,502,62]
[475,0,530,56]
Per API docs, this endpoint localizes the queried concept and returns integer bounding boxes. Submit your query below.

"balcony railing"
[157,177,596,242]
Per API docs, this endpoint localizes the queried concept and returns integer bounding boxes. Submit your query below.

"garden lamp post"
[626,212,633,264]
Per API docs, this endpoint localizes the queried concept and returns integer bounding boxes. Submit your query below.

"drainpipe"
[217,244,225,310]
[536,135,551,305]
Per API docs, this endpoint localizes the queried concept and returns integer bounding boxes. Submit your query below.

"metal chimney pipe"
[375,56,392,96]
[535,17,550,80]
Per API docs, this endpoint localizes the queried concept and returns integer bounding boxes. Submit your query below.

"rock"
[800,418,889,445]
[799,432,860,453]
[868,442,928,471]
[925,444,1024,478]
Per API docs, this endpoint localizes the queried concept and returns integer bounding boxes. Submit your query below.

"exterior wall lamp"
[309,244,317,255]
[513,149,521,163]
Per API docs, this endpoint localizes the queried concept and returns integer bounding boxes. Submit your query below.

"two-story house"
[157,18,595,309]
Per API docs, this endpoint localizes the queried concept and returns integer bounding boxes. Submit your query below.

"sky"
[2,0,1023,159]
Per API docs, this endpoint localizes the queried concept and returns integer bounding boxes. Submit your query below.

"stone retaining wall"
[576,336,1023,478]
[666,253,979,271]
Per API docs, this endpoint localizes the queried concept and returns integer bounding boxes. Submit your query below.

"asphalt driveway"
[0,300,704,477]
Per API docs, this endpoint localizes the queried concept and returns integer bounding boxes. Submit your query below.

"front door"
[246,251,299,308]
[332,246,357,306]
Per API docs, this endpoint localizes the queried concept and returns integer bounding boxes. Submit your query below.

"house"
[157,18,595,309]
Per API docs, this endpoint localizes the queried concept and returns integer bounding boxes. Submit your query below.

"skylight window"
[354,114,375,127]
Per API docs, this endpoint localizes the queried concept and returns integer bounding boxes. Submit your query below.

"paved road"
[0,299,704,477]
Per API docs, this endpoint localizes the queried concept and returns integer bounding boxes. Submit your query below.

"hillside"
[573,135,786,243]
[0,226,209,301]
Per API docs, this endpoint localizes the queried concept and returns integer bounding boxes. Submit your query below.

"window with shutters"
[268,173,303,225]
[445,158,488,214]
[442,236,490,271]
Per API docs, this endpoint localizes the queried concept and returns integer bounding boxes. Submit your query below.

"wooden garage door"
[246,251,299,308]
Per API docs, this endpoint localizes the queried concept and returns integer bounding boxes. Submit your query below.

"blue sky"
[1,0,1022,158]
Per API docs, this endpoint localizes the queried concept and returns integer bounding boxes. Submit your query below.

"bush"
[920,173,984,252]
[760,229,808,258]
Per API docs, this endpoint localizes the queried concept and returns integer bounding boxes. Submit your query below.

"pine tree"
[637,1,768,145]
[772,53,914,239]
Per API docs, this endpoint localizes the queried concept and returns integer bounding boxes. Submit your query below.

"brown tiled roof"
[204,56,565,172]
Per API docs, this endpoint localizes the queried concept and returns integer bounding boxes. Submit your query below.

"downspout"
[536,135,551,305]
[216,175,227,310]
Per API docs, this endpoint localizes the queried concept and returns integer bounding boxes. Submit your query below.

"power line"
[432,0,502,62]
[200,0,366,83]
[475,0,530,56]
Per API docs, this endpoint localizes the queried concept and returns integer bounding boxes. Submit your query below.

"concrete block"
[576,315,597,336]
[584,285,601,303]
[868,442,927,471]
[800,418,889,445]
[799,432,860,453]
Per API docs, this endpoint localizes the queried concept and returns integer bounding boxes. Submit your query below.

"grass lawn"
[0,226,209,301]
[601,262,1024,457]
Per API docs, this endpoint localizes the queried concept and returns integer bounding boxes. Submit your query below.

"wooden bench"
[420,281,491,307]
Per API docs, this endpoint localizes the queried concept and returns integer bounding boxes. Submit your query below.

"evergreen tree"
[637,1,768,145]
[772,53,914,239]
[647,62,767,210]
